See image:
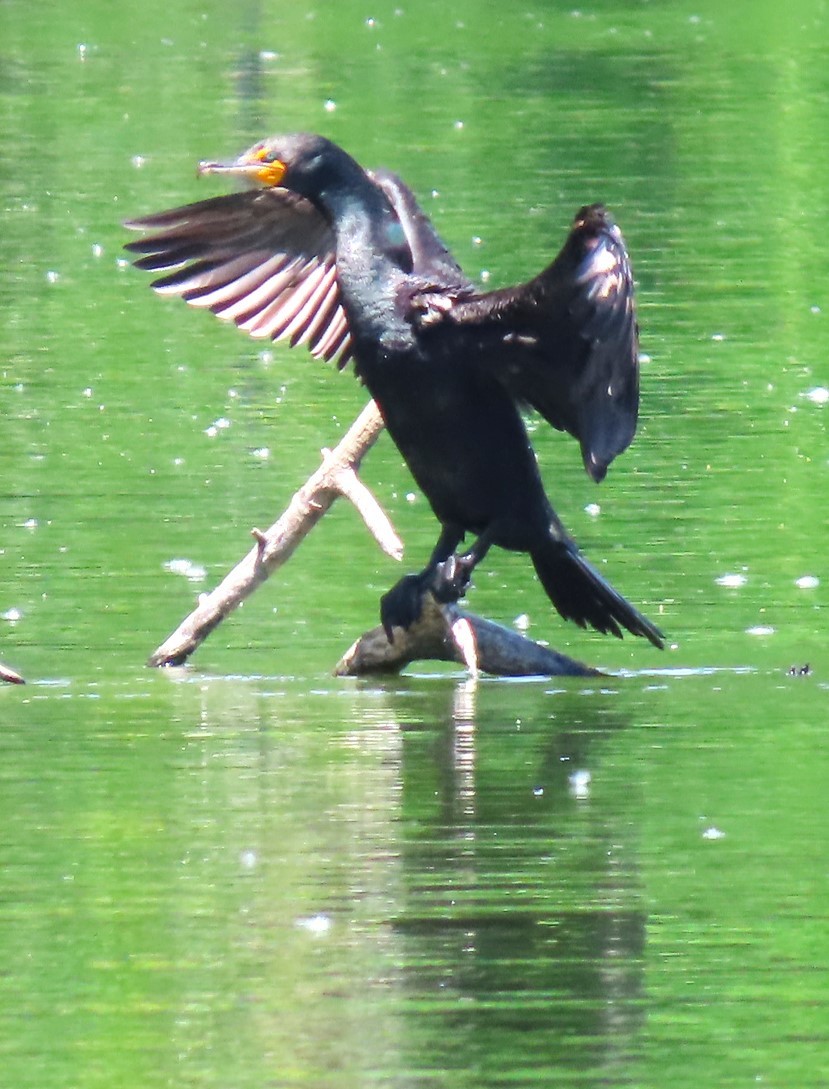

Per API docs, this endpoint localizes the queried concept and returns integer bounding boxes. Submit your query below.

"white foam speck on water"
[716,573,747,588]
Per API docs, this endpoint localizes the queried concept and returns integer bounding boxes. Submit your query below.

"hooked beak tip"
[196,154,286,188]
[197,160,226,176]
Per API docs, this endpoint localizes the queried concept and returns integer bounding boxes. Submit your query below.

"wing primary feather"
[236,261,323,338]
[278,264,334,343]
[294,266,340,348]
[208,259,305,321]
[182,254,290,308]
[126,188,354,370]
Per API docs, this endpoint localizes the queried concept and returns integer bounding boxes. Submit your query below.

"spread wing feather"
[127,182,638,475]
[124,190,352,365]
[405,203,640,482]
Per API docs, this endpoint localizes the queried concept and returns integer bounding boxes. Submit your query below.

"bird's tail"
[530,536,663,648]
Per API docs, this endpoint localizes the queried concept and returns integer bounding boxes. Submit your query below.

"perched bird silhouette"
[125,133,662,648]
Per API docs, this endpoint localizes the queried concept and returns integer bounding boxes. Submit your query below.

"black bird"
[125,133,662,649]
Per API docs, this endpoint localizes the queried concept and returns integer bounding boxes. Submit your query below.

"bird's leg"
[380,524,464,641]
[431,529,494,604]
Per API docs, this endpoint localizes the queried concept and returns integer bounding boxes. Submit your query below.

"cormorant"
[125,133,662,649]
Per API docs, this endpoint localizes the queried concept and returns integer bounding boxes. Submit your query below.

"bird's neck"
[323,182,407,268]
[316,183,412,351]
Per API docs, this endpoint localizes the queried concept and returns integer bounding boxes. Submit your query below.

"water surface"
[1,2,827,1086]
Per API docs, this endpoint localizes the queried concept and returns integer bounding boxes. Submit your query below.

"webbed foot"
[431,553,475,603]
[380,573,430,642]
[380,555,477,643]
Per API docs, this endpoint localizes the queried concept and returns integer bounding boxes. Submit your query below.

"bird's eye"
[252,146,273,163]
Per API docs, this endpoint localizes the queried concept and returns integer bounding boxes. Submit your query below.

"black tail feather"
[531,539,663,649]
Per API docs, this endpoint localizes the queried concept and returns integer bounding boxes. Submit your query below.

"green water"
[1,1,828,1086]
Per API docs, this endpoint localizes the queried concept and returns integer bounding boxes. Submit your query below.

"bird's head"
[198,133,351,197]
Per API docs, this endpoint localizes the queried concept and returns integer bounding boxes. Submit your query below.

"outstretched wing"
[124,189,353,367]
[414,204,640,482]
[370,169,471,287]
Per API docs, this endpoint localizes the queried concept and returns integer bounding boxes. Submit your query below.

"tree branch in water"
[149,399,599,678]
[148,400,393,666]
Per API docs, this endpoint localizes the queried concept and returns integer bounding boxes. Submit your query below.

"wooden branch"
[148,398,601,678]
[148,399,394,667]
[0,661,25,685]
[335,594,600,678]
[328,455,402,560]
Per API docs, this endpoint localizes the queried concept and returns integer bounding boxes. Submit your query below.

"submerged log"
[335,594,599,678]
